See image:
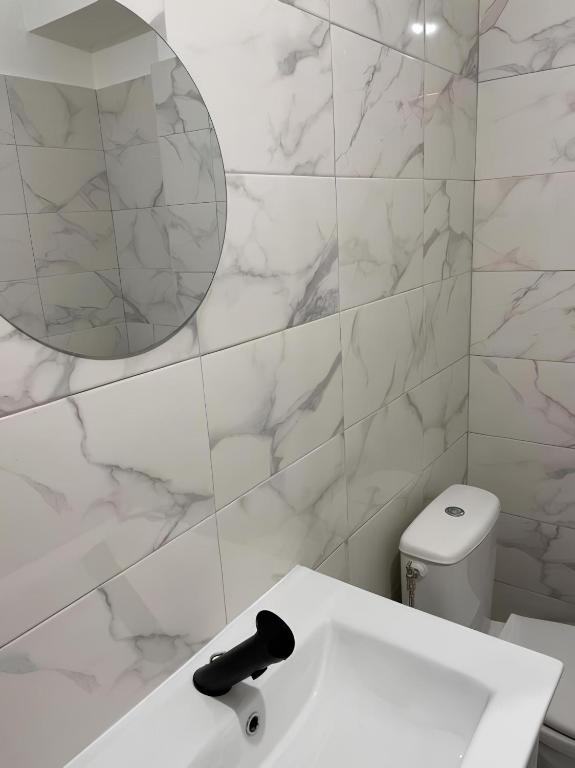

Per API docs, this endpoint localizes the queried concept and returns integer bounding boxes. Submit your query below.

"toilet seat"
[500,614,575,754]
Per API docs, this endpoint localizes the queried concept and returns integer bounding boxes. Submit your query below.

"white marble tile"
[469,356,575,447]
[120,268,181,327]
[0,359,214,647]
[165,203,220,272]
[424,64,477,181]
[174,272,213,319]
[410,356,469,468]
[476,66,575,179]
[479,0,575,82]
[493,581,575,625]
[332,25,423,179]
[210,129,226,203]
[151,57,210,136]
[423,272,471,379]
[337,178,423,311]
[113,208,171,270]
[0,145,25,213]
[0,313,199,418]
[217,435,347,618]
[279,0,329,20]
[418,432,468,507]
[39,270,125,336]
[168,0,334,175]
[341,289,424,427]
[197,174,338,354]
[97,76,157,149]
[330,0,424,57]
[425,0,479,76]
[0,76,14,145]
[469,433,575,529]
[474,173,575,271]
[471,271,575,362]
[18,147,109,213]
[345,393,423,532]
[0,214,35,281]
[29,211,117,276]
[48,324,129,358]
[0,279,46,338]
[159,130,214,205]
[348,480,423,599]
[106,143,164,210]
[424,180,473,284]
[203,314,343,509]
[0,517,225,768]
[496,512,575,605]
[7,77,102,150]
[316,543,348,582]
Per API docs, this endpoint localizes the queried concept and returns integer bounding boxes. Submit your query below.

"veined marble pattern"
[0,146,25,213]
[7,77,102,150]
[97,76,157,150]
[474,173,575,271]
[0,76,14,145]
[0,517,225,768]
[0,359,214,647]
[332,26,423,179]
[469,433,575,529]
[424,64,477,181]
[0,214,35,281]
[168,0,334,175]
[175,272,213,318]
[345,393,423,533]
[419,432,468,507]
[39,270,126,336]
[159,131,214,205]
[424,180,473,284]
[471,271,575,361]
[28,211,118,276]
[151,57,210,136]
[476,65,575,179]
[493,582,575,625]
[197,174,338,355]
[18,147,110,213]
[348,480,422,599]
[341,289,424,428]
[410,356,469,468]
[113,208,171,270]
[337,178,423,311]
[106,143,164,210]
[165,203,220,272]
[425,0,479,76]
[330,0,424,57]
[423,272,471,378]
[0,314,199,418]
[217,435,347,619]
[496,512,575,605]
[120,268,180,327]
[49,324,129,358]
[203,314,343,509]
[469,356,575,447]
[479,0,575,82]
[0,279,46,338]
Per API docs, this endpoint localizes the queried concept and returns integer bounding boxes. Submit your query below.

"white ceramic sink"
[66,567,562,768]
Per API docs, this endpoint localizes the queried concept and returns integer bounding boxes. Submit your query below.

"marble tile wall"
[0,0,479,765]
[470,2,575,621]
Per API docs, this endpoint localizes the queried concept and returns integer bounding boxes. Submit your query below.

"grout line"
[468,430,575,452]
[470,352,575,365]
[479,61,575,85]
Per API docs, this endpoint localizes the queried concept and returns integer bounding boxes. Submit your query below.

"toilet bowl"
[399,485,575,768]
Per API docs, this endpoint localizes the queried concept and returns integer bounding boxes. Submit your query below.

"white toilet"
[400,484,575,768]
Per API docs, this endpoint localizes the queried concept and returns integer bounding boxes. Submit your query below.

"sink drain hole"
[246,712,261,736]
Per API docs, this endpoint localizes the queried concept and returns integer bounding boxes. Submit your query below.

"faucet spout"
[193,610,295,697]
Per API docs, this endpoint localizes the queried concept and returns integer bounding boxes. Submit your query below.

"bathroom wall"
[470,0,575,624]
[0,1,477,766]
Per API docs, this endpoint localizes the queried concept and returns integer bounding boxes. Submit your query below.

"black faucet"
[193,610,295,697]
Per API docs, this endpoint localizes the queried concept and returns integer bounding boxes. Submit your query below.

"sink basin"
[66,567,562,768]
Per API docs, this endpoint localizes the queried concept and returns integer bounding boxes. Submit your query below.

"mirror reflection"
[0,4,225,359]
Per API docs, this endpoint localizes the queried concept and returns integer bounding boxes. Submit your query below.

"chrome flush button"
[445,506,465,517]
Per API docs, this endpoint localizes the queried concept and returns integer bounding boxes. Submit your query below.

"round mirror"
[0,1,225,358]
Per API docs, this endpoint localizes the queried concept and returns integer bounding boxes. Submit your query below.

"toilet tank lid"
[399,484,500,565]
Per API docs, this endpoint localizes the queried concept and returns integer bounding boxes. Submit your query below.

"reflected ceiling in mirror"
[0,2,225,359]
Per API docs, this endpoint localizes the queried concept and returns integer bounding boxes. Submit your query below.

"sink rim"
[66,566,563,768]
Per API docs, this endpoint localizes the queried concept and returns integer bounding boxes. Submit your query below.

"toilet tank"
[399,485,500,632]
